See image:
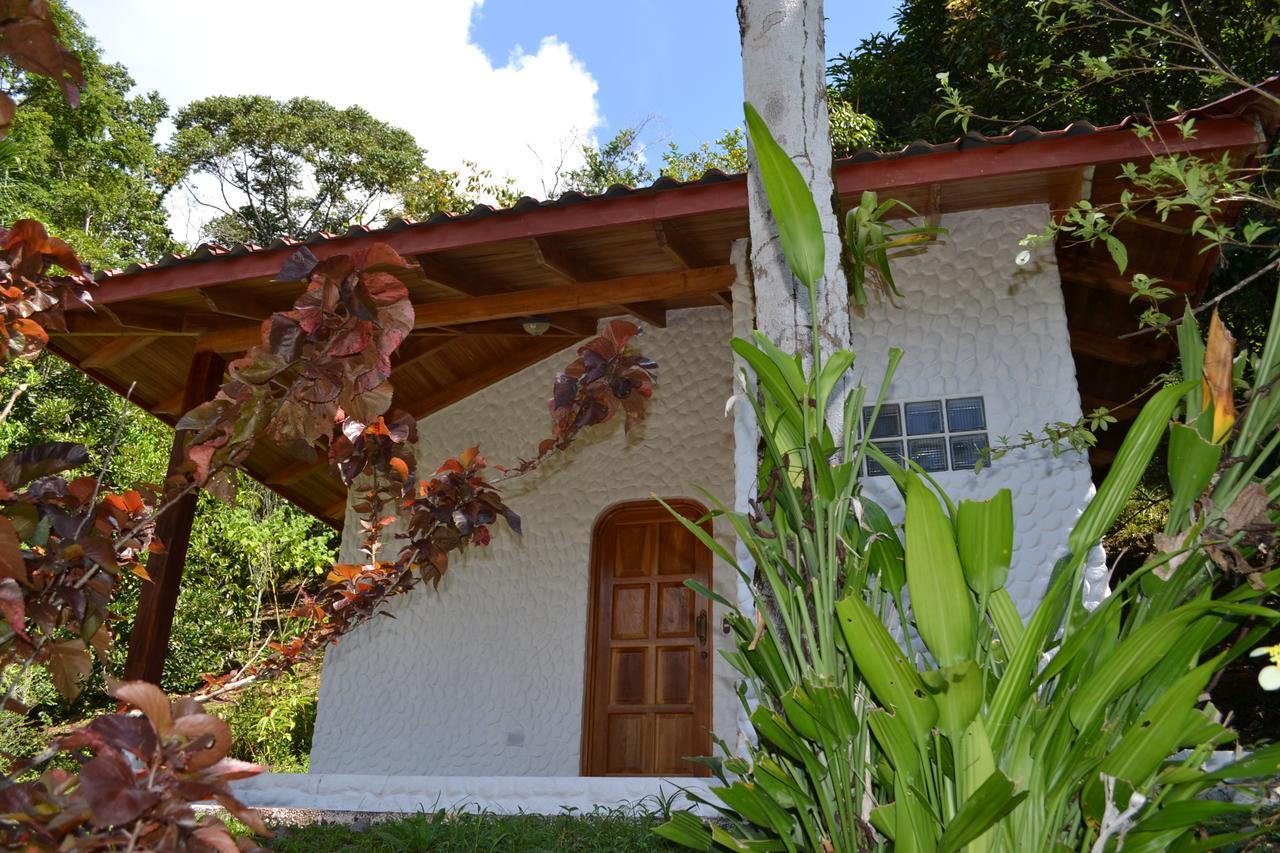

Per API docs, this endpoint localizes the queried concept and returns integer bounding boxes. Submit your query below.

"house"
[47,82,1278,813]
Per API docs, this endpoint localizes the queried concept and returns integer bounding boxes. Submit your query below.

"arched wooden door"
[581,500,713,776]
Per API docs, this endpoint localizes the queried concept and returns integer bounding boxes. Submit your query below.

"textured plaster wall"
[311,203,1103,779]
[848,204,1106,614]
[311,309,739,776]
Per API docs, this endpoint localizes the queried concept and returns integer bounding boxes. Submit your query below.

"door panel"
[583,500,713,776]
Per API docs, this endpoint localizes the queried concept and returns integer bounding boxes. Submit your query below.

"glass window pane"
[904,400,944,435]
[950,433,990,470]
[908,437,948,472]
[947,397,987,432]
[863,404,901,439]
[866,440,904,477]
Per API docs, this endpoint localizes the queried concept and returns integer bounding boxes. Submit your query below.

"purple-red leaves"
[546,319,657,452]
[0,682,268,849]
[181,243,415,495]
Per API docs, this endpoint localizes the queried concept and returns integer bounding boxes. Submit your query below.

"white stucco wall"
[310,308,739,776]
[308,203,1105,781]
[848,204,1106,614]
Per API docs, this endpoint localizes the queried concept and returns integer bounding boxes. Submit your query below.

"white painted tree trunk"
[739,0,850,358]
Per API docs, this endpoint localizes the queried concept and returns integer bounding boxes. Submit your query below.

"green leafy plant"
[656,104,1280,852]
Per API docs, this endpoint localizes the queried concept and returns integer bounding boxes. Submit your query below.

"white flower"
[1015,250,1032,267]
[724,394,739,417]
[1260,665,1280,691]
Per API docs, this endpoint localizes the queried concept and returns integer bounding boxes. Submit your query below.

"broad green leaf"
[1131,800,1252,833]
[1100,657,1218,785]
[861,498,906,597]
[955,489,1013,595]
[1198,742,1280,782]
[987,588,1025,651]
[653,811,714,850]
[744,102,825,290]
[938,771,1026,853]
[1069,380,1197,558]
[1167,423,1222,527]
[905,473,976,665]
[1069,602,1275,731]
[836,594,938,743]
[1177,305,1206,431]
[922,660,982,739]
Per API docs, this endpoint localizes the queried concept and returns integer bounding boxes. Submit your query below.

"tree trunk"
[738,0,850,358]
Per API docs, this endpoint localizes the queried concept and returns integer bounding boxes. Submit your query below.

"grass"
[263,806,684,852]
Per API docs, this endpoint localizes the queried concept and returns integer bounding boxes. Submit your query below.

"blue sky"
[77,0,901,239]
[471,0,900,154]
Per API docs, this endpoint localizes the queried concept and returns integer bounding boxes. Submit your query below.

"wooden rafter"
[416,252,513,297]
[200,287,274,321]
[267,457,325,486]
[1070,329,1169,365]
[654,221,699,269]
[530,236,668,328]
[82,335,158,369]
[412,266,733,329]
[401,336,578,421]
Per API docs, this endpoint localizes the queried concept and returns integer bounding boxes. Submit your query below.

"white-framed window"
[862,396,990,476]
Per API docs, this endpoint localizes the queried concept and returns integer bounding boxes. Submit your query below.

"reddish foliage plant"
[198,319,657,698]
[0,219,93,364]
[0,442,157,708]
[0,681,267,851]
[0,2,84,137]
[176,244,415,499]
[543,319,656,455]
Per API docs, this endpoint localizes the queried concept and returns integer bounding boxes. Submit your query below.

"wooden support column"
[123,350,226,684]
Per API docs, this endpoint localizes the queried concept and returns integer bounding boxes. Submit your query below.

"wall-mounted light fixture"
[522,316,552,336]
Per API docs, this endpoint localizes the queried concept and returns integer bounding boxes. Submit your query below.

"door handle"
[696,610,708,647]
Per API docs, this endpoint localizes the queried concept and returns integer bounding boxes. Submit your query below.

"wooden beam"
[124,351,227,685]
[200,287,274,321]
[654,221,699,269]
[416,253,513,297]
[268,457,326,486]
[392,336,455,374]
[88,115,1262,305]
[620,301,668,328]
[62,313,191,337]
[412,266,733,329]
[1080,393,1141,421]
[154,389,185,417]
[1050,165,1093,223]
[321,499,349,521]
[1070,329,1169,365]
[403,336,577,420]
[196,324,263,354]
[82,335,158,369]
[1058,253,1196,297]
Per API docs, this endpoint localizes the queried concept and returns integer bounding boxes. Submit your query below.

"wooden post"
[123,350,225,684]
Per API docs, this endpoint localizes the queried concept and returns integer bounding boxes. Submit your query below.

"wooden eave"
[46,93,1277,527]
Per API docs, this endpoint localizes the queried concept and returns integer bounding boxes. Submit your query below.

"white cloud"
[73,0,602,241]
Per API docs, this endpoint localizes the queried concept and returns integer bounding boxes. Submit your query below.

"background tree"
[162,95,492,246]
[828,0,1277,147]
[0,3,173,268]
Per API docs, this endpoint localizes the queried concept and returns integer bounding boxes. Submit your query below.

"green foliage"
[828,0,1278,146]
[0,2,175,269]
[827,95,881,156]
[661,128,747,182]
[208,666,318,774]
[659,109,1280,851]
[558,125,654,195]
[269,806,682,853]
[162,95,494,245]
